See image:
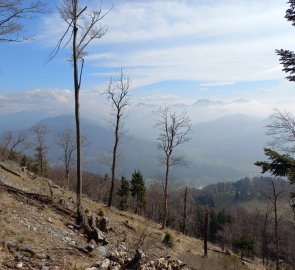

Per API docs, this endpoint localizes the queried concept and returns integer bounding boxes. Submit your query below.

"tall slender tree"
[31,124,49,177]
[154,106,191,229]
[56,127,77,189]
[50,0,109,222]
[106,68,129,207]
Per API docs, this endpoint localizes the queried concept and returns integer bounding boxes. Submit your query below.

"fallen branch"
[0,164,21,177]
[0,181,76,217]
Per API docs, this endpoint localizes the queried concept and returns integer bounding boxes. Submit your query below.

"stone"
[41,266,50,270]
[47,217,53,223]
[16,262,23,268]
[99,258,111,270]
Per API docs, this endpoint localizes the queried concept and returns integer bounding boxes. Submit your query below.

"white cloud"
[39,0,293,88]
[0,89,73,114]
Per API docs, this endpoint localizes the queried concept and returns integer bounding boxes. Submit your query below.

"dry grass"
[0,161,269,269]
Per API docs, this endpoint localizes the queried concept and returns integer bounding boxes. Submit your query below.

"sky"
[1,0,295,129]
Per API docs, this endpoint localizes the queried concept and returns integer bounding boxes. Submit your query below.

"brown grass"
[0,161,269,269]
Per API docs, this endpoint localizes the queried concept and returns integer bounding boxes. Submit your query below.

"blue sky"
[1,0,295,125]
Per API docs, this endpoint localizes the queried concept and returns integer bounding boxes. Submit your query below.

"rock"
[47,217,52,223]
[16,262,23,268]
[41,266,50,270]
[87,239,96,252]
[124,249,146,269]
[85,268,97,270]
[99,258,111,270]
[97,246,108,256]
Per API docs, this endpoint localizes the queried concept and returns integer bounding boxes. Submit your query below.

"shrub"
[162,231,174,247]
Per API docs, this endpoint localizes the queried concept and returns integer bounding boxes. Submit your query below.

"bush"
[162,231,174,247]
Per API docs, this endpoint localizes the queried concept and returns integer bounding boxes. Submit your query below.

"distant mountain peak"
[193,99,224,107]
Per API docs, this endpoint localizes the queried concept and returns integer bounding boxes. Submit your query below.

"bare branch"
[105,67,130,207]
[0,0,45,42]
[266,109,295,154]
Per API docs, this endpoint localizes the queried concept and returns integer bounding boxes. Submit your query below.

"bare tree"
[203,209,208,257]
[106,68,130,207]
[0,131,13,159]
[0,131,27,160]
[262,200,272,266]
[268,180,284,270]
[31,124,49,177]
[50,0,110,222]
[182,185,187,234]
[154,106,191,229]
[0,0,44,42]
[266,109,295,154]
[56,127,76,189]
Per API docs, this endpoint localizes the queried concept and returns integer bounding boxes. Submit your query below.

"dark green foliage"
[130,170,146,213]
[196,193,214,207]
[286,0,295,26]
[255,148,295,183]
[276,1,295,81]
[232,235,255,260]
[117,176,130,211]
[276,49,295,82]
[209,209,231,242]
[162,231,174,247]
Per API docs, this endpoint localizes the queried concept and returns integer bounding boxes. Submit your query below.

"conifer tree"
[276,0,295,81]
[130,170,146,214]
[117,176,130,211]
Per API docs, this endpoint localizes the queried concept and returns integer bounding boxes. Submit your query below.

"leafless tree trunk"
[0,131,13,159]
[182,185,187,234]
[50,0,109,223]
[154,106,191,229]
[0,0,44,42]
[56,128,77,189]
[30,124,49,177]
[262,200,272,265]
[203,209,208,257]
[269,180,284,270]
[106,68,129,207]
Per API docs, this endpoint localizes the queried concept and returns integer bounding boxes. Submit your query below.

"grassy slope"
[0,161,267,270]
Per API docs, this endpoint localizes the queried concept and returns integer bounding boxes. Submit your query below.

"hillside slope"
[0,161,266,270]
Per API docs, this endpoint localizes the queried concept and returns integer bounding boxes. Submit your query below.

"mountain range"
[0,111,269,186]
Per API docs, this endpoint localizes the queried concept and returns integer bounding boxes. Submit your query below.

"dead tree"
[182,185,187,234]
[154,106,191,229]
[262,200,272,265]
[31,124,49,177]
[0,131,13,159]
[203,209,208,257]
[106,68,129,207]
[0,0,44,42]
[56,127,77,189]
[266,109,295,154]
[269,180,284,270]
[49,0,110,223]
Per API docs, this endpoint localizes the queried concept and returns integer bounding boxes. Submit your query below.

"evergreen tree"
[232,235,255,260]
[117,177,130,211]
[130,170,146,213]
[255,148,295,183]
[276,1,295,81]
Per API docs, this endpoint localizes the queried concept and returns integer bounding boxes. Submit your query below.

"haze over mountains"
[0,99,270,186]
